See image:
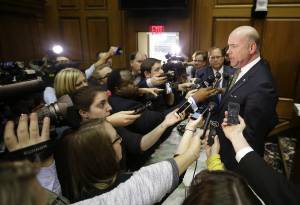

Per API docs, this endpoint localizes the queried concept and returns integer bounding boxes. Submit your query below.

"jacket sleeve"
[239,151,300,205]
[73,159,179,205]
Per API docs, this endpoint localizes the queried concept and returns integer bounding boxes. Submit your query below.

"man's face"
[209,49,224,70]
[149,62,164,78]
[227,33,251,68]
[193,54,206,69]
[97,66,112,85]
[130,52,147,75]
[87,92,112,119]
[116,70,139,98]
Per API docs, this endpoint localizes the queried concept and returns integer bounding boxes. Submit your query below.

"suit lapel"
[219,60,262,109]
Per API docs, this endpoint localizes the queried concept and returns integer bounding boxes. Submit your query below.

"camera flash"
[52,45,63,54]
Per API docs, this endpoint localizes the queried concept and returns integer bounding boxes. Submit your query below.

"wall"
[0,0,46,61]
[44,0,125,68]
[193,0,300,101]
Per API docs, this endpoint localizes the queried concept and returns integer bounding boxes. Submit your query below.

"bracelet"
[185,128,195,133]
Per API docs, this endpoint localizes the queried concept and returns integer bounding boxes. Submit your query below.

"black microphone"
[200,102,217,140]
[192,74,215,89]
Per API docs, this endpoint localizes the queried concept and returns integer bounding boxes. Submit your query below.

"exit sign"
[149,25,165,33]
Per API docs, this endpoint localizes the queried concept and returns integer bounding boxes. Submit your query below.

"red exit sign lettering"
[149,25,164,33]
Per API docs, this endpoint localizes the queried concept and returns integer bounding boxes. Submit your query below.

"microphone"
[191,74,215,89]
[200,102,217,140]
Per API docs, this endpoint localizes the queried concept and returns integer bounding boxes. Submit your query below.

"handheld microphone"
[200,102,217,140]
[191,74,215,89]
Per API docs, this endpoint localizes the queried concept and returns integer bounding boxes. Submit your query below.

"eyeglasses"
[111,134,122,145]
[210,56,223,60]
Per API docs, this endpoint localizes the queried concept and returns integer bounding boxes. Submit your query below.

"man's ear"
[79,109,89,120]
[144,71,151,78]
[249,42,257,54]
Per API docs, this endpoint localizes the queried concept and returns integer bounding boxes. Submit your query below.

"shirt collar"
[236,56,261,82]
[213,66,224,75]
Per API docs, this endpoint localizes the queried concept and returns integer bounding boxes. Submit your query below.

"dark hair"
[208,47,223,57]
[106,69,122,93]
[182,170,261,205]
[65,86,106,128]
[140,58,161,77]
[192,50,208,62]
[57,119,119,202]
[72,86,106,111]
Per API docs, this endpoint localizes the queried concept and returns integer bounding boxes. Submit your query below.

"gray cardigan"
[73,159,179,205]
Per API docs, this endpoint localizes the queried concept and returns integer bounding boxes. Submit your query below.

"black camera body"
[0,61,37,85]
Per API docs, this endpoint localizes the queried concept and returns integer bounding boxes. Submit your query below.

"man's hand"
[150,76,167,87]
[138,88,164,97]
[178,82,193,92]
[106,111,141,127]
[221,111,245,141]
[4,113,50,152]
[191,87,219,103]
[221,111,250,153]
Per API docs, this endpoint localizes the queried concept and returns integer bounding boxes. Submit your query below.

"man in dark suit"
[195,47,234,109]
[217,26,278,171]
[222,114,300,205]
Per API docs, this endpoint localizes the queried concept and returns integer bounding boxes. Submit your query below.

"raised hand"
[106,111,141,127]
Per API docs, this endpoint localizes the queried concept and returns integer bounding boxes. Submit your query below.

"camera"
[0,61,38,85]
[162,53,187,83]
[35,95,73,126]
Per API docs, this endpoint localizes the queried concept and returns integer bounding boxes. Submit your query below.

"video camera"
[162,53,187,83]
[0,61,38,85]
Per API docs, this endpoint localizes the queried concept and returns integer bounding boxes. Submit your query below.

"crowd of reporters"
[1,26,300,205]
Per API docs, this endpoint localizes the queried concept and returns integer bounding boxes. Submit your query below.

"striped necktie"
[228,68,241,90]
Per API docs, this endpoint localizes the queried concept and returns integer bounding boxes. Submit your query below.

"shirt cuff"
[146,78,154,88]
[235,146,254,163]
[187,97,198,112]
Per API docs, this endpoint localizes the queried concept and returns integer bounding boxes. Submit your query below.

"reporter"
[56,115,200,201]
[67,86,184,168]
[222,113,300,205]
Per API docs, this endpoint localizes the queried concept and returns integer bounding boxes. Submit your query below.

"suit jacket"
[195,65,235,88]
[239,151,300,205]
[217,59,278,171]
[194,65,235,110]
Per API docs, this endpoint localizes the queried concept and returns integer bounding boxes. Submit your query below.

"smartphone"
[207,127,217,146]
[227,102,240,125]
[132,101,152,114]
[176,101,191,115]
[190,112,201,120]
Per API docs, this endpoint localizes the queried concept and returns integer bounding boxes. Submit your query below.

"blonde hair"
[54,68,84,97]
